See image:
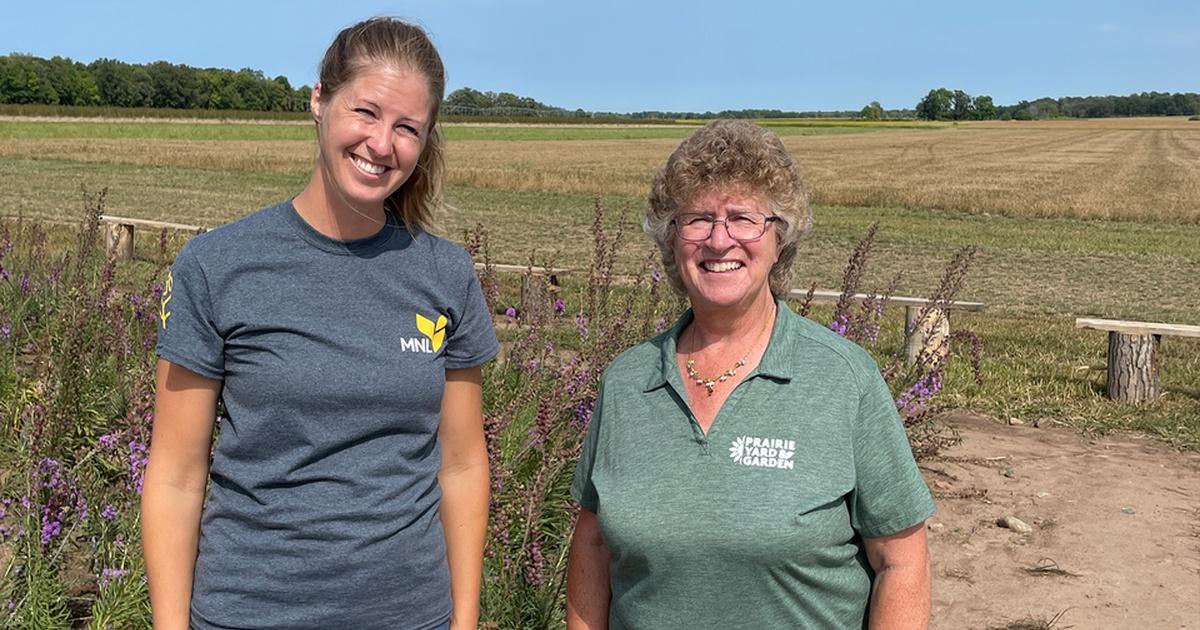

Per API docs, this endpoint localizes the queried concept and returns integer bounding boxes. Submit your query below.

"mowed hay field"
[0,116,1198,444]
[446,117,1200,223]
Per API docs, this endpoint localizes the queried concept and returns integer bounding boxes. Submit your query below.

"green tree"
[859,101,884,120]
[916,88,952,120]
[0,55,58,104]
[971,95,995,120]
[89,58,153,107]
[951,90,974,120]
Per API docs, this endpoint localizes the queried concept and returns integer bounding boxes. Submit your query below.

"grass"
[0,120,1197,450]
[0,120,882,143]
[5,119,1198,222]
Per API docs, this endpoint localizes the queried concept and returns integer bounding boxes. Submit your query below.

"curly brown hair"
[645,119,812,297]
[316,17,446,233]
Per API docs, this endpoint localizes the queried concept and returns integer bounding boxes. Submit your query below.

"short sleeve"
[570,384,604,513]
[156,245,224,380]
[443,259,500,370]
[848,363,935,538]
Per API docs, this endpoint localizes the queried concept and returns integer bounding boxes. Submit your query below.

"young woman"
[142,18,498,630]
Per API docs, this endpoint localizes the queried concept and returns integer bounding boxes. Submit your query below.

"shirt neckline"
[282,198,405,256]
[645,297,796,393]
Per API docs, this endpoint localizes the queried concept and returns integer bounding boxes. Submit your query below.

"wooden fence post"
[104,223,133,262]
[905,306,950,368]
[1106,332,1160,404]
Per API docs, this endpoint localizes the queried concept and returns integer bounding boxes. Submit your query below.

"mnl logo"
[402,313,447,354]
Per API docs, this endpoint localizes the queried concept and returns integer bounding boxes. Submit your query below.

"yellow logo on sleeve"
[160,270,173,329]
[414,313,448,353]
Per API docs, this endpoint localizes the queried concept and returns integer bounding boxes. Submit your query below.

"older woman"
[566,120,934,629]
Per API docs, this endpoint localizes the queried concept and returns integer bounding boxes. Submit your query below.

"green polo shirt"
[571,300,935,630]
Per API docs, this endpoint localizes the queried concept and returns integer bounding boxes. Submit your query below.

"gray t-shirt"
[156,200,499,630]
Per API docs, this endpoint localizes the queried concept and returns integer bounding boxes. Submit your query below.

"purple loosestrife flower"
[553,298,566,315]
[18,273,29,293]
[0,268,8,282]
[41,508,64,547]
[99,567,128,589]
[573,398,595,427]
[829,313,849,337]
[0,325,9,338]
[505,306,517,321]
[98,432,118,449]
[528,400,556,446]
[575,313,589,337]
[525,540,547,586]
[895,372,944,416]
[100,504,119,521]
[127,440,150,494]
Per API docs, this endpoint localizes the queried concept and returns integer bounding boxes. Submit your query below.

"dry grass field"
[446,118,1200,223]
[2,117,1197,225]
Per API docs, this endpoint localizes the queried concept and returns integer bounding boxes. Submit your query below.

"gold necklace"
[684,303,776,396]
[686,355,746,396]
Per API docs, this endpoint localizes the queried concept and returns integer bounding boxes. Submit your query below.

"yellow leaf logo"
[416,313,448,352]
[160,270,173,329]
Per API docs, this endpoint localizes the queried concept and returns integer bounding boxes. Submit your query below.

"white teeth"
[351,155,387,175]
[703,261,743,273]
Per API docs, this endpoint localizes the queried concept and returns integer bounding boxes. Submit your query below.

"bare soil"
[926,413,1200,629]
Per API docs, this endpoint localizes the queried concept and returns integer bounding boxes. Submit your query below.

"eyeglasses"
[671,212,781,242]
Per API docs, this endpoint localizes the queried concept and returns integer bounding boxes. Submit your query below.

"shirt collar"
[644,297,796,393]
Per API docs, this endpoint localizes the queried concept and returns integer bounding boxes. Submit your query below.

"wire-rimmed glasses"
[671,212,781,242]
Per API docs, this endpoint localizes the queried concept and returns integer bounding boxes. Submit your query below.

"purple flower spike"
[553,298,566,315]
[505,307,517,320]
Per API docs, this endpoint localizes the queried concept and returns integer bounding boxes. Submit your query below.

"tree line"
[4,53,1197,121]
[444,89,917,120]
[912,87,1200,121]
[0,54,310,111]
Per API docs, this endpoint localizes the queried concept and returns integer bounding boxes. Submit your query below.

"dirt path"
[926,413,1200,629]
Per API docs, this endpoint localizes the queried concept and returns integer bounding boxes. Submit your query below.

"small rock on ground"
[996,515,1033,534]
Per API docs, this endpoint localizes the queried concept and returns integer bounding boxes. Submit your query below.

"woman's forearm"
[438,368,490,630]
[143,359,220,630]
[141,472,206,630]
[439,459,489,629]
[867,550,931,630]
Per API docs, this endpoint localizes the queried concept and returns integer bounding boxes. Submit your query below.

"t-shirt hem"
[443,343,500,370]
[157,348,223,381]
[857,503,936,539]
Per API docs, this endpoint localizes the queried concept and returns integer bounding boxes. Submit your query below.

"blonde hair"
[317,17,445,233]
[645,120,812,297]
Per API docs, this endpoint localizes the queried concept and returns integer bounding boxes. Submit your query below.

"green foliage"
[916,88,954,120]
[0,189,161,627]
[917,87,1200,121]
[471,202,684,628]
[0,54,312,112]
[859,101,884,120]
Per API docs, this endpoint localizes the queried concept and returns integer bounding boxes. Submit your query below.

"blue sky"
[7,0,1196,112]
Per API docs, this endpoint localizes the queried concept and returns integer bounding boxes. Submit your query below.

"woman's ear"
[310,82,323,123]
